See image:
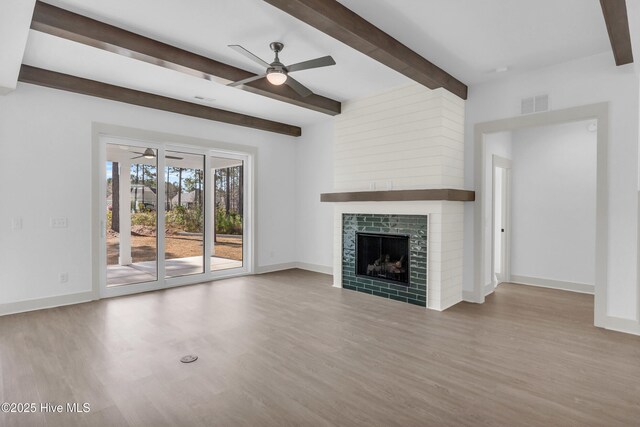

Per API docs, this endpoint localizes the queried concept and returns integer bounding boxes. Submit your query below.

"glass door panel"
[211,157,244,271]
[105,143,158,286]
[165,151,205,278]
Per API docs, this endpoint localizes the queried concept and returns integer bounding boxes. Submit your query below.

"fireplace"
[356,233,409,285]
[341,214,427,307]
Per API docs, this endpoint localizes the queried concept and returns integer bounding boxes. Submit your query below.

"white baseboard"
[462,290,482,303]
[602,315,640,336]
[484,282,495,296]
[510,275,594,294]
[0,291,95,317]
[295,262,333,275]
[255,262,333,275]
[255,262,298,274]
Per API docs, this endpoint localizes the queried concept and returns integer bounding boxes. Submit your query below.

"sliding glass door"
[165,151,205,278]
[101,137,250,295]
[105,142,158,287]
[211,156,244,272]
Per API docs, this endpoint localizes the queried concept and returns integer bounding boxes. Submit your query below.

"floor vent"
[180,355,198,363]
[521,94,549,115]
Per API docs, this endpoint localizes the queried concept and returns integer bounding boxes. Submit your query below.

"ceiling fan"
[131,148,183,160]
[227,42,336,97]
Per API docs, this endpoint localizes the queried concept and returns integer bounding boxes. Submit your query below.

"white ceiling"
[338,0,612,84]
[21,0,615,128]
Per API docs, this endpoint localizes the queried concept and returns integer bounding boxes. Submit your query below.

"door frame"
[491,155,512,289]
[91,123,256,300]
[472,103,608,328]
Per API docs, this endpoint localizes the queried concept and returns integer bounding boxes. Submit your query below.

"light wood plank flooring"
[1,270,639,426]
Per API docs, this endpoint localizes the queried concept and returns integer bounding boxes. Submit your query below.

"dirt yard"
[107,233,242,265]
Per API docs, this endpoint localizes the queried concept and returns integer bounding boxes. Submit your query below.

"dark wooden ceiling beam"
[30,0,341,115]
[600,0,634,66]
[263,0,468,99]
[18,65,301,137]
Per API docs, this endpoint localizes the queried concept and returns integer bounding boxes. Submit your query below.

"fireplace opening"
[356,232,410,285]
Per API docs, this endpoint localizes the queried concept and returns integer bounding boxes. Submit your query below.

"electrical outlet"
[59,272,69,284]
[51,217,68,228]
[12,217,22,230]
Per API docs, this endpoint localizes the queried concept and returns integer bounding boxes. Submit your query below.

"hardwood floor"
[1,271,639,426]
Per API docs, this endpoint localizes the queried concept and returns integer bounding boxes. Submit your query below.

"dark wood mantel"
[320,189,475,203]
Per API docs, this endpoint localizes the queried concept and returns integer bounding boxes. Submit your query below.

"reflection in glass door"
[165,151,205,278]
[211,156,244,271]
[105,143,158,286]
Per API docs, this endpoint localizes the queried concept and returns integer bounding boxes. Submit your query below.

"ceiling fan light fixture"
[266,70,287,86]
[228,42,335,96]
[143,148,156,159]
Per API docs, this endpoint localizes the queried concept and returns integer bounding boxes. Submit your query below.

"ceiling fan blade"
[166,155,184,160]
[285,76,313,97]
[131,155,143,160]
[287,56,336,73]
[228,74,267,87]
[228,45,271,68]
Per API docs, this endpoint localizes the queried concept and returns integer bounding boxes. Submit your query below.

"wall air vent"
[521,94,549,115]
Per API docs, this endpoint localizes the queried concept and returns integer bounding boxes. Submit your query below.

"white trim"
[157,145,167,283]
[0,291,95,316]
[255,262,333,275]
[255,262,298,274]
[637,191,640,325]
[603,316,640,335]
[473,103,608,328]
[492,155,513,170]
[484,282,495,296]
[509,275,594,294]
[462,290,482,303]
[295,262,333,275]
[204,154,213,273]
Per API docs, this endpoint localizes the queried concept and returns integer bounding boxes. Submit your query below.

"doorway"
[473,103,608,327]
[491,156,511,289]
[98,132,252,298]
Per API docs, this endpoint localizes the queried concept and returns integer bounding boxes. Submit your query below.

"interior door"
[492,156,512,286]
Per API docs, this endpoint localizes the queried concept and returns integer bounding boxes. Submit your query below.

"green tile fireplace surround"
[342,214,428,307]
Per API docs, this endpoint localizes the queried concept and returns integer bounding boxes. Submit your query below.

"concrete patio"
[107,256,243,286]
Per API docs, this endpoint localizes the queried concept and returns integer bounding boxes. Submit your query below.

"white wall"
[511,121,597,286]
[0,83,297,306]
[334,84,465,191]
[463,52,640,321]
[483,131,512,286]
[294,119,335,272]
